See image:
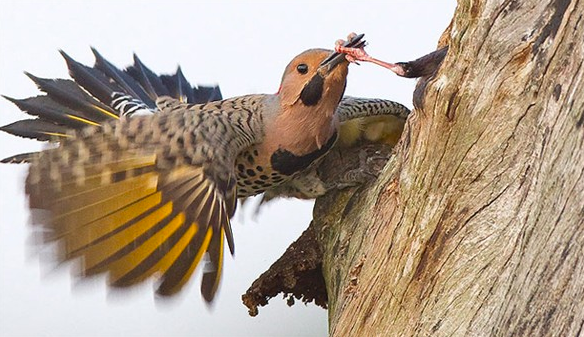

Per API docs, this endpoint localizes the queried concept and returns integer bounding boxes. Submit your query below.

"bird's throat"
[271,103,338,155]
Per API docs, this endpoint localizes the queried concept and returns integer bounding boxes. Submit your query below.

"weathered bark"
[243,144,393,316]
[242,223,327,316]
[314,0,584,336]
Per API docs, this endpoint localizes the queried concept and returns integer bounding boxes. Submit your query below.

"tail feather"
[25,73,119,121]
[5,48,231,301]
[194,85,223,103]
[91,47,155,108]
[0,119,70,141]
[1,48,222,162]
[60,50,122,106]
[127,54,171,101]
[0,152,38,164]
[3,95,101,130]
[161,66,192,103]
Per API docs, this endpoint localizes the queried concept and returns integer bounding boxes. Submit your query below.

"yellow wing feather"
[28,148,232,301]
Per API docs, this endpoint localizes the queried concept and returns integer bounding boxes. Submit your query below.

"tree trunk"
[315,0,584,336]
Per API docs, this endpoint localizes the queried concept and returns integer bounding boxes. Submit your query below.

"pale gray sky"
[0,1,455,336]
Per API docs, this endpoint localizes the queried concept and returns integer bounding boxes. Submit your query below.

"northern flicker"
[245,96,410,206]
[1,34,411,301]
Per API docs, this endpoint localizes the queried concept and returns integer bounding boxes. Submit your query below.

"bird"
[1,35,412,302]
[236,43,450,209]
[246,96,410,206]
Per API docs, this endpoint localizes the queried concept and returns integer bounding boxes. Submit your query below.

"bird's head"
[278,48,349,110]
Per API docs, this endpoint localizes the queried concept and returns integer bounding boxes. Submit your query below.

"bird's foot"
[334,37,406,76]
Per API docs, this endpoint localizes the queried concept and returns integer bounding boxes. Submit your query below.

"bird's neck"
[269,102,339,156]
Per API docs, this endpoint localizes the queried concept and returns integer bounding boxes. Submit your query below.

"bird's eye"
[296,64,308,74]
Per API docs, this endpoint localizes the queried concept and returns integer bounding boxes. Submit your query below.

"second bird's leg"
[335,42,448,78]
[335,43,405,75]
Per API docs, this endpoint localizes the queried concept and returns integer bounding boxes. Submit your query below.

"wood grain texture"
[314,0,584,335]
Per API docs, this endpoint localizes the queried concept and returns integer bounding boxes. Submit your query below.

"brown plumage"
[245,97,411,205]
[22,44,353,302]
[2,34,414,302]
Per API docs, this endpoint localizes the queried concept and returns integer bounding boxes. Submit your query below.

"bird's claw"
[334,33,370,65]
[335,44,370,64]
[322,33,366,66]
[333,33,409,75]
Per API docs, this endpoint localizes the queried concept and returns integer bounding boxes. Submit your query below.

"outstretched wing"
[1,48,222,163]
[26,95,263,301]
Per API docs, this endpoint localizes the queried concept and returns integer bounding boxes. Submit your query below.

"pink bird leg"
[334,43,407,76]
[335,40,448,78]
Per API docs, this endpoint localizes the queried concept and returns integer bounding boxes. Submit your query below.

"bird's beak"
[319,33,366,74]
[319,51,349,74]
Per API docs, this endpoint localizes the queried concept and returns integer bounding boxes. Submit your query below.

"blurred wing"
[1,48,222,162]
[26,110,247,301]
